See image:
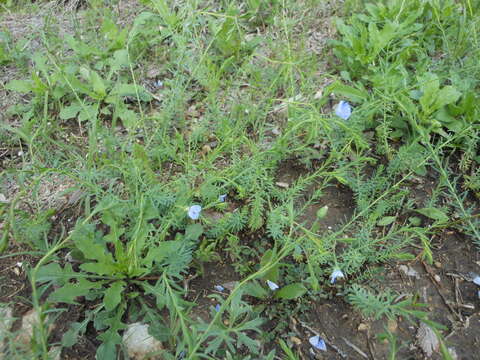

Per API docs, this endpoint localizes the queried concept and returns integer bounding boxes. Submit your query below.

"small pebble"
[387,319,398,333]
[357,323,368,332]
[290,336,302,345]
[201,144,212,155]
[48,346,61,360]
[0,305,14,339]
[222,281,237,291]
[122,323,163,360]
[272,127,281,136]
[275,182,289,189]
[16,309,53,345]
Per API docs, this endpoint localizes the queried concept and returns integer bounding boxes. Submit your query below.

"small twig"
[453,276,464,321]
[342,337,368,359]
[183,274,199,294]
[366,329,377,360]
[448,302,475,310]
[7,282,25,299]
[445,313,478,340]
[422,261,461,321]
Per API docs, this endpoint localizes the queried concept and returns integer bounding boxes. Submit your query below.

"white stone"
[399,265,420,279]
[0,305,14,335]
[15,308,53,346]
[48,346,61,360]
[0,305,15,356]
[16,309,39,345]
[122,323,163,359]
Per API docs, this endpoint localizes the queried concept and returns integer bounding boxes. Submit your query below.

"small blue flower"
[188,205,202,220]
[309,335,327,351]
[330,269,345,284]
[335,101,352,120]
[266,280,279,290]
[215,304,221,312]
[218,194,227,202]
[214,285,225,292]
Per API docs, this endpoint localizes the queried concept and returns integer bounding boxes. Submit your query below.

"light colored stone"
[48,346,61,360]
[448,347,458,360]
[417,323,439,357]
[290,336,302,345]
[122,323,163,360]
[15,308,53,346]
[357,323,368,332]
[387,319,398,333]
[16,309,39,345]
[0,305,14,334]
[399,265,420,279]
[222,281,238,291]
[1,305,15,358]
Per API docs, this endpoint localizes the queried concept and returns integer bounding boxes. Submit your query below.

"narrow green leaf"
[90,70,107,98]
[36,263,76,284]
[316,206,328,219]
[49,278,102,304]
[415,208,448,222]
[59,103,82,120]
[104,281,125,311]
[327,81,368,102]
[433,86,461,110]
[184,223,203,241]
[377,216,396,226]
[274,283,307,300]
[260,249,279,283]
[5,79,32,93]
[243,281,268,299]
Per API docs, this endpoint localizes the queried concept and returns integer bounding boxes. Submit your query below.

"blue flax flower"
[188,205,202,220]
[330,269,345,284]
[266,280,279,290]
[309,335,327,351]
[335,101,352,120]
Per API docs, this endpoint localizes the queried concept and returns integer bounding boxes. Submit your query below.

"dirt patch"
[300,183,355,232]
[0,243,32,307]
[292,231,480,360]
[186,263,240,322]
